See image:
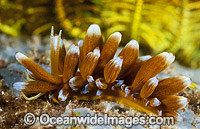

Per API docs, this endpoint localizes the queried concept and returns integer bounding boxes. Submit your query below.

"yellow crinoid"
[13,24,191,119]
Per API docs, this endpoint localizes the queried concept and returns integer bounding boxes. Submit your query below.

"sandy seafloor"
[0,34,199,129]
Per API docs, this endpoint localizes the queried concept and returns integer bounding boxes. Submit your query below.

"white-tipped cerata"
[58,89,68,101]
[15,52,27,62]
[87,24,101,36]
[87,76,94,83]
[13,82,28,91]
[160,52,175,65]
[53,36,63,50]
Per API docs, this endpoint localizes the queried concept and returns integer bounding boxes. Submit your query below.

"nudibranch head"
[13,24,192,120]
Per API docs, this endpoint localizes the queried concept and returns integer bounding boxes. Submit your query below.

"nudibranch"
[13,24,191,120]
